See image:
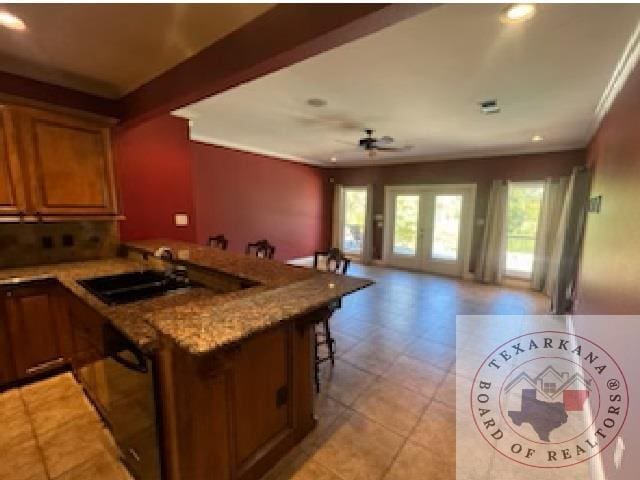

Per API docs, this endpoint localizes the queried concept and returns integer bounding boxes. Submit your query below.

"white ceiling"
[175,4,640,166]
[0,4,272,98]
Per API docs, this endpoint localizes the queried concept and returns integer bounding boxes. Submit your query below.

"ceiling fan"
[356,129,412,157]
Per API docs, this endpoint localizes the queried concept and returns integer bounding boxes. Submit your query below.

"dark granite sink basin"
[78,270,201,305]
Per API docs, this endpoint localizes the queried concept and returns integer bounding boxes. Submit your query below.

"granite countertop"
[123,240,373,354]
[0,240,373,355]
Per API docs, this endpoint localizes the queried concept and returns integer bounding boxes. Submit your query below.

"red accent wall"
[114,115,197,242]
[191,142,329,260]
[574,62,640,315]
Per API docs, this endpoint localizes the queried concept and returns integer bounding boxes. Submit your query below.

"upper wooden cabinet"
[0,106,27,216]
[0,104,118,220]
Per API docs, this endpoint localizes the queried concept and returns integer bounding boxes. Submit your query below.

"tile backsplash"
[0,221,119,268]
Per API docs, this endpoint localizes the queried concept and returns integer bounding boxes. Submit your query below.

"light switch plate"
[174,213,189,226]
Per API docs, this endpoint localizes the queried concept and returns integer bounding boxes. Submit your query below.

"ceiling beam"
[118,3,432,126]
[0,70,118,118]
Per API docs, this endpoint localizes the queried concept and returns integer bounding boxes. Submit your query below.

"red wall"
[574,62,640,315]
[191,142,330,260]
[114,115,197,242]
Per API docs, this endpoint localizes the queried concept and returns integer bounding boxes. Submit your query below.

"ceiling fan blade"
[376,136,394,145]
[374,145,412,152]
[335,140,359,147]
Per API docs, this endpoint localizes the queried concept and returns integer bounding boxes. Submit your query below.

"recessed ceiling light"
[0,11,26,31]
[307,98,327,108]
[500,4,536,24]
[532,134,543,142]
[330,157,337,163]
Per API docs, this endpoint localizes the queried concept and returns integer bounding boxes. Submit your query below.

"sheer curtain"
[361,184,374,264]
[475,180,508,284]
[531,177,568,293]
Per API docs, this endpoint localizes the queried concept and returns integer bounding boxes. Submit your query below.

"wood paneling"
[18,107,117,215]
[0,106,26,215]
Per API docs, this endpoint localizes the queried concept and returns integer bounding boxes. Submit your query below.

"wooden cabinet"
[0,106,27,217]
[0,103,118,221]
[158,310,320,480]
[0,280,70,383]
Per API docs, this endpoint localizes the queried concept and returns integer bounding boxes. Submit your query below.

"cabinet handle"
[26,357,64,375]
[129,448,141,462]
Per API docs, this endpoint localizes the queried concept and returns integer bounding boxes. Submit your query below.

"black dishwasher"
[102,325,162,480]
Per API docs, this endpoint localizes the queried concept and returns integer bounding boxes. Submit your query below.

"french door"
[383,185,475,276]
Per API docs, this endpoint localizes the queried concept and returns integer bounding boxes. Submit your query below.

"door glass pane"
[342,189,367,254]
[393,195,419,255]
[506,184,544,276]
[432,195,462,260]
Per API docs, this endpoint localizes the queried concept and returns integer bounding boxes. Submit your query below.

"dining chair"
[312,248,350,392]
[245,239,276,259]
[208,235,228,250]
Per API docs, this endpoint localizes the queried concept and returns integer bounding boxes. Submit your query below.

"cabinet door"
[233,326,290,466]
[0,106,27,216]
[17,107,118,216]
[0,294,17,384]
[4,283,67,378]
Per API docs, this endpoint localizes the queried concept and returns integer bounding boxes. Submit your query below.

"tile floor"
[0,373,132,480]
[0,264,548,480]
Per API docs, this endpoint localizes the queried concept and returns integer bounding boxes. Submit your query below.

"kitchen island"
[0,240,372,480]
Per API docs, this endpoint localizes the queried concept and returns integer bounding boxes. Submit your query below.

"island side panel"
[157,309,321,480]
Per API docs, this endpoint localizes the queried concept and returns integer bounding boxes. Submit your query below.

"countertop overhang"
[0,240,373,355]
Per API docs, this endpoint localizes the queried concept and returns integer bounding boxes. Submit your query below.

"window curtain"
[531,177,568,292]
[475,180,508,284]
[361,184,374,264]
[331,184,344,249]
[545,167,591,313]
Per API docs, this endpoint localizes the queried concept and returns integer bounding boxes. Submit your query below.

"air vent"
[479,99,500,114]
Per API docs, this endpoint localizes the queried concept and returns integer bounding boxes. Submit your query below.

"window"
[393,195,419,255]
[506,183,544,276]
[432,194,462,260]
[342,188,367,254]
[543,382,557,394]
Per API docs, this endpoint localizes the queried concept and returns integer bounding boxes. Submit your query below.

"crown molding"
[188,132,324,166]
[588,20,640,140]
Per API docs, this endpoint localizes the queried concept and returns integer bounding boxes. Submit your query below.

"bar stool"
[208,235,228,250]
[313,248,350,393]
[245,239,275,259]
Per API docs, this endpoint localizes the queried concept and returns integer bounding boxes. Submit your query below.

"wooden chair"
[208,235,228,250]
[245,239,275,259]
[313,248,350,392]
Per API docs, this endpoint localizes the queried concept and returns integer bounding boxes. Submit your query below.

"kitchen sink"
[78,270,202,305]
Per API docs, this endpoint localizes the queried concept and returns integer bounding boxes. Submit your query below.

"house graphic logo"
[470,331,629,469]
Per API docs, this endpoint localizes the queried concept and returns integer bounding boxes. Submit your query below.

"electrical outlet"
[62,234,74,247]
